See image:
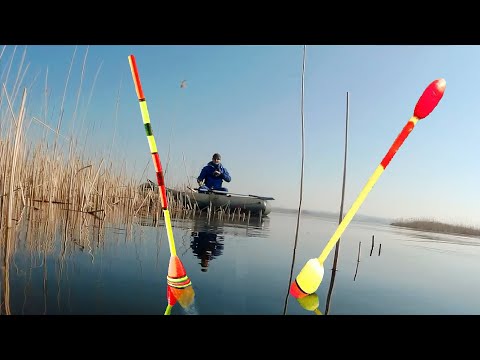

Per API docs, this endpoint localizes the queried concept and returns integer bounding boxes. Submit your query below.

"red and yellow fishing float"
[128,55,194,311]
[290,78,447,298]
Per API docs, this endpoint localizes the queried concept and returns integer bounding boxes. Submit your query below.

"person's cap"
[212,153,221,160]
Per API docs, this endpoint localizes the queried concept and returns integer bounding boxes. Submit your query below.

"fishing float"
[128,55,194,309]
[290,78,447,298]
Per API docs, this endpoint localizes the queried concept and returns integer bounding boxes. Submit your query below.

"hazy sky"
[1,45,478,225]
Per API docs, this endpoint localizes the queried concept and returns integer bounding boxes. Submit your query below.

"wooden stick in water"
[354,241,361,281]
[325,91,350,315]
[370,235,375,256]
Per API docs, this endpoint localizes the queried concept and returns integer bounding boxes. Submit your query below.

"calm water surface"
[3,210,480,315]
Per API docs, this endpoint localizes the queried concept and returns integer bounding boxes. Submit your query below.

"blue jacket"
[197,161,231,190]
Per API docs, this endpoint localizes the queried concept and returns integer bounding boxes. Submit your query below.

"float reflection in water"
[164,286,177,315]
[296,293,323,315]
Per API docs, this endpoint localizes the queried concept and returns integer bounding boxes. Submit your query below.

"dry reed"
[391,217,480,237]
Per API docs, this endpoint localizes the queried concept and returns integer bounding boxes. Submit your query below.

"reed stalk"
[283,45,307,315]
[7,87,27,228]
[325,91,350,315]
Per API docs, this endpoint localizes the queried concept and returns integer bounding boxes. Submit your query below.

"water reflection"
[183,214,269,236]
[190,231,224,272]
[392,227,480,246]
[165,283,197,315]
[1,228,13,315]
[390,227,480,257]
[297,234,383,315]
[297,293,323,315]
[185,215,268,271]
[6,206,480,315]
[163,214,270,314]
[164,285,176,315]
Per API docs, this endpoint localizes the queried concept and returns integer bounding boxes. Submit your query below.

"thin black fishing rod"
[325,91,349,315]
[283,45,306,315]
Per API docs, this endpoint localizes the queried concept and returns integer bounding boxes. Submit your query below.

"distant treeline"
[391,218,480,237]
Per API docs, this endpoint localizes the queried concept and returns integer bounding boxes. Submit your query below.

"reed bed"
[391,218,480,237]
[0,128,251,234]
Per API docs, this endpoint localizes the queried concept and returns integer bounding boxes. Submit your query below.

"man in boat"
[197,153,231,193]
